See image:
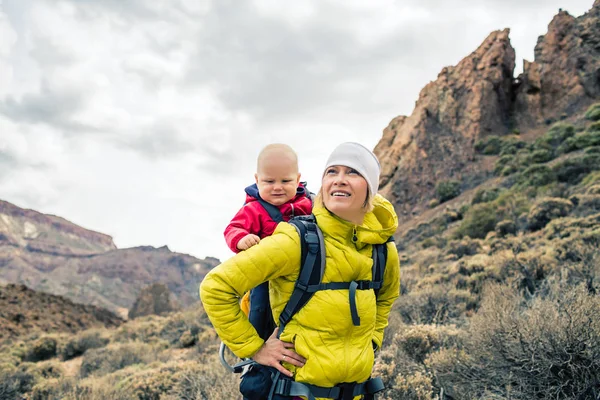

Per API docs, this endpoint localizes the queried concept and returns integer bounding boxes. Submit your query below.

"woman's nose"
[333,172,347,184]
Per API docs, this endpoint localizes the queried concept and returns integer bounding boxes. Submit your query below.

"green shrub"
[552,154,600,183]
[584,102,600,120]
[499,138,527,156]
[435,180,461,203]
[475,135,506,155]
[494,154,516,175]
[527,197,574,231]
[576,129,600,148]
[519,164,556,187]
[471,188,500,205]
[456,203,497,239]
[528,149,553,163]
[534,123,575,153]
[585,145,600,154]
[556,136,579,154]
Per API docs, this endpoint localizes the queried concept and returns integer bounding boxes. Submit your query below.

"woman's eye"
[326,168,336,174]
[348,168,359,175]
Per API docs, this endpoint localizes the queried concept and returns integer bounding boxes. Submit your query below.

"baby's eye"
[282,179,292,183]
[264,180,274,184]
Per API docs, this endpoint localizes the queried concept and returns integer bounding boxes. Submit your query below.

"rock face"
[0,283,123,340]
[375,29,515,218]
[515,5,600,127]
[0,199,219,315]
[376,3,600,221]
[128,283,182,319]
[0,200,116,256]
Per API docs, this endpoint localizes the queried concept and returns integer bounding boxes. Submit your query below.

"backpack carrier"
[220,214,393,400]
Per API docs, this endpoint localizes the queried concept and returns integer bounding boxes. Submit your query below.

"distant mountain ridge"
[0,199,219,316]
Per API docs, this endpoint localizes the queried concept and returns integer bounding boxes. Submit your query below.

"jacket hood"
[244,182,309,203]
[313,194,398,248]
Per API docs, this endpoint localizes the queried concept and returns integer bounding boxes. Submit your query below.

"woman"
[200,142,400,400]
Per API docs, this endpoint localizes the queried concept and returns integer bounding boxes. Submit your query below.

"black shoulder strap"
[277,215,324,336]
[372,236,394,297]
[257,198,284,223]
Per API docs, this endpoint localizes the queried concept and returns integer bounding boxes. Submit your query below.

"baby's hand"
[237,234,260,250]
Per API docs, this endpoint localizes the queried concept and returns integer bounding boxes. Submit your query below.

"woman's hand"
[251,328,306,377]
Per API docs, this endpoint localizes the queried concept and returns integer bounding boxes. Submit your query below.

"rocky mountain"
[0,283,123,340]
[0,200,219,317]
[375,2,600,224]
[128,283,182,319]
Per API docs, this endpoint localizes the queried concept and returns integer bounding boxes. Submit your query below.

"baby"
[224,143,313,252]
[223,143,313,339]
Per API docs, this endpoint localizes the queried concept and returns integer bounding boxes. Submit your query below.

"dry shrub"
[80,342,160,378]
[165,359,240,400]
[60,329,109,361]
[395,283,471,324]
[30,377,135,400]
[430,282,600,399]
[396,324,461,363]
[446,238,482,258]
[23,336,60,362]
[527,197,573,231]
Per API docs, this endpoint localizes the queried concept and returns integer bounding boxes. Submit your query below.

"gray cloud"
[0,82,94,133]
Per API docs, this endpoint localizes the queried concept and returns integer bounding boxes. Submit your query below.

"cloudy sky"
[0,0,593,261]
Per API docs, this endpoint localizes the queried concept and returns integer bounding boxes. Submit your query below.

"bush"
[60,330,109,361]
[528,148,553,163]
[575,129,600,148]
[495,219,516,236]
[527,197,574,231]
[80,342,158,378]
[471,188,500,205]
[427,198,439,208]
[436,180,461,203]
[446,238,482,258]
[584,102,600,121]
[456,203,497,239]
[533,124,575,155]
[24,337,58,362]
[475,135,503,155]
[499,138,527,156]
[494,154,515,175]
[519,164,556,187]
[585,145,600,154]
[552,154,600,183]
[430,283,600,399]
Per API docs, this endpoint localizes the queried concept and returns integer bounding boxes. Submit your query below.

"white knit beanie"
[324,142,381,196]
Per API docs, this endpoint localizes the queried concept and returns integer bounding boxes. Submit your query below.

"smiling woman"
[200,142,400,400]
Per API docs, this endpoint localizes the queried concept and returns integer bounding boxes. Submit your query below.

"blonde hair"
[256,143,298,172]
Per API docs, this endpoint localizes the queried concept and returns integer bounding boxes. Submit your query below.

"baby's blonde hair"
[256,143,299,172]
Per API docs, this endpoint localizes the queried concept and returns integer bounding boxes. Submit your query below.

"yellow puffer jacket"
[200,194,400,397]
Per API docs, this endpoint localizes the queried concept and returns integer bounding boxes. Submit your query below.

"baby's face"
[255,153,300,206]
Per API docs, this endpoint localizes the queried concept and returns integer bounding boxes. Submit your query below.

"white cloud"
[0,0,594,261]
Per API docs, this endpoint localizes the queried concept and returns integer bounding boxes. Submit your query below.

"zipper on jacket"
[352,226,358,243]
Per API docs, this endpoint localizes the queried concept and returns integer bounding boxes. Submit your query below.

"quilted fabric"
[200,194,400,396]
